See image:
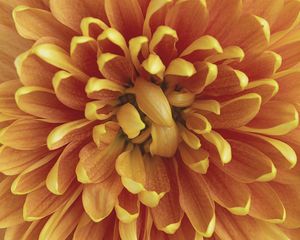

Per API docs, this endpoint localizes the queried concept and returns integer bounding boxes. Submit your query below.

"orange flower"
[1,0,300,239]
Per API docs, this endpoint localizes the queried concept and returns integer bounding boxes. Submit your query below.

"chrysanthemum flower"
[1,0,300,239]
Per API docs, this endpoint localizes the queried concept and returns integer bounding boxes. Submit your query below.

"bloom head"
[0,0,300,239]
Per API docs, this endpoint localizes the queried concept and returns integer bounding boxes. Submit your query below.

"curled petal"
[80,17,108,38]
[150,121,179,158]
[117,103,145,139]
[82,171,123,222]
[134,78,173,127]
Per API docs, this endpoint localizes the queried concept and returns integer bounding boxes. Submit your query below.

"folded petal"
[138,155,170,208]
[76,137,125,183]
[115,190,139,224]
[134,78,173,127]
[53,71,90,111]
[150,121,179,158]
[82,171,123,222]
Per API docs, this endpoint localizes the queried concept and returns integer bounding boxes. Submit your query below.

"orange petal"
[222,14,270,57]
[73,213,114,240]
[97,53,135,85]
[0,119,56,150]
[177,124,201,150]
[15,86,82,123]
[46,140,87,195]
[82,171,123,222]
[149,25,178,65]
[80,16,108,38]
[239,51,282,80]
[0,146,48,176]
[168,215,200,240]
[53,71,89,111]
[203,65,248,96]
[115,146,146,194]
[205,164,251,215]
[23,183,81,221]
[85,77,124,100]
[240,100,299,135]
[184,113,212,135]
[13,6,75,41]
[50,0,108,32]
[105,0,144,40]
[0,80,27,117]
[151,161,183,234]
[15,50,59,89]
[11,151,59,195]
[76,138,125,183]
[92,121,120,148]
[165,0,208,51]
[179,143,209,174]
[129,36,149,73]
[47,119,93,150]
[39,195,83,240]
[272,182,300,228]
[70,36,100,77]
[243,79,279,104]
[117,103,145,139]
[177,161,215,237]
[248,182,285,223]
[217,139,277,183]
[150,121,179,158]
[134,78,173,126]
[205,93,262,129]
[0,177,25,228]
[115,190,140,223]
[138,155,170,208]
[202,130,232,164]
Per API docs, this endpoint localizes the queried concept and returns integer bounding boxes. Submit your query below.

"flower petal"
[82,171,123,222]
[138,155,170,208]
[150,121,179,158]
[205,164,251,216]
[115,190,139,224]
[115,146,146,194]
[11,151,59,195]
[13,6,75,41]
[80,17,108,38]
[105,0,144,40]
[50,0,108,32]
[165,0,208,51]
[23,183,81,221]
[39,196,83,240]
[179,143,209,174]
[0,119,56,150]
[248,182,285,223]
[240,101,299,135]
[205,93,262,129]
[47,119,93,150]
[15,86,82,123]
[76,138,125,183]
[216,139,277,183]
[134,78,173,127]
[177,161,215,238]
[203,65,248,97]
[117,103,145,139]
[46,140,87,195]
[0,146,48,176]
[151,161,183,234]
